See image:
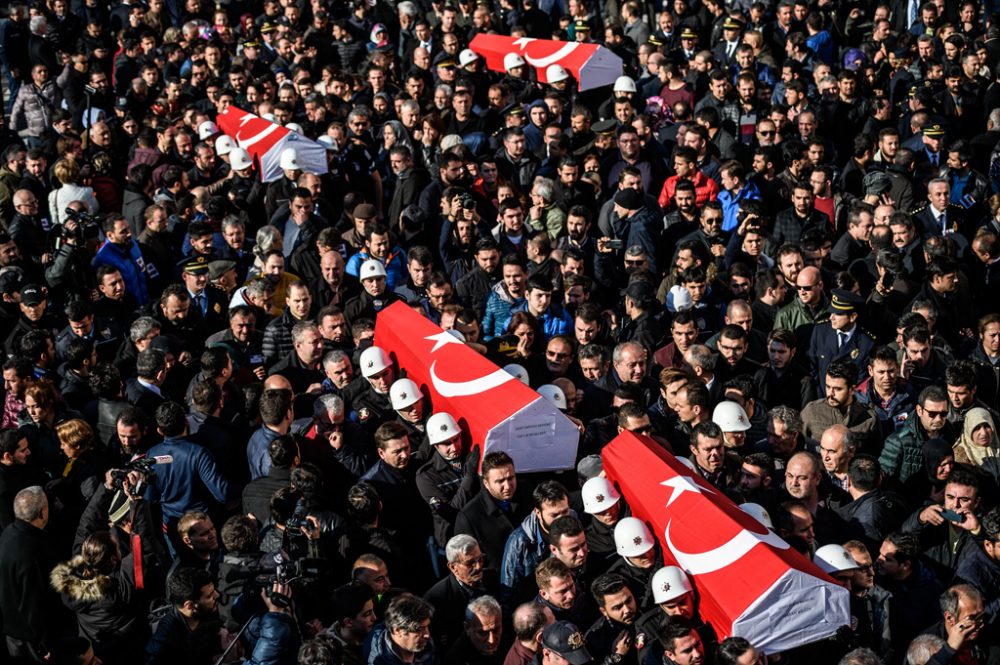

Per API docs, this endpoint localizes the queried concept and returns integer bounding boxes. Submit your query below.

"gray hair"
[13,485,46,522]
[221,214,245,231]
[400,99,420,116]
[130,316,161,343]
[909,297,938,319]
[435,83,454,97]
[533,177,557,204]
[906,635,946,665]
[314,393,344,419]
[940,584,982,617]
[465,595,502,623]
[989,109,1000,131]
[685,344,716,372]
[255,225,283,253]
[838,648,880,665]
[624,244,646,258]
[29,15,46,35]
[612,341,645,365]
[323,350,350,368]
[347,105,372,126]
[384,593,434,633]
[398,1,419,17]
[245,278,275,300]
[291,320,319,344]
[769,405,803,434]
[446,534,480,563]
[927,177,948,190]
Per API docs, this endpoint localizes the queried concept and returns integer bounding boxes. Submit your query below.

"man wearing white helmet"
[502,52,530,102]
[352,345,397,429]
[264,147,304,219]
[344,258,404,327]
[712,400,752,452]
[581,476,625,574]
[636,566,718,664]
[608,517,660,610]
[416,412,480,549]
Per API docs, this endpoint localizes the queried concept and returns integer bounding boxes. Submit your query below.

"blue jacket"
[718,180,762,232]
[345,247,409,291]
[144,436,228,521]
[245,612,300,665]
[93,238,151,305]
[364,623,438,665]
[500,511,549,610]
[247,426,282,481]
[955,543,1000,615]
[502,302,573,340]
[483,281,525,341]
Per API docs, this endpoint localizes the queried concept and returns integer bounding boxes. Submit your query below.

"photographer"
[45,202,99,303]
[260,486,326,562]
[144,566,224,665]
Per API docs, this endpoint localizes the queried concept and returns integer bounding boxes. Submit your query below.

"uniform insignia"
[661,582,671,592]
[636,633,646,650]
[367,360,374,368]
[595,494,605,503]
[358,407,370,422]
[441,424,449,431]
[214,302,221,313]
[400,392,407,400]
[633,536,643,546]
[567,632,584,649]
[851,348,859,359]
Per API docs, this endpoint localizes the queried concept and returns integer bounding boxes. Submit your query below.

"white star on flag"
[425,330,464,353]
[661,475,715,506]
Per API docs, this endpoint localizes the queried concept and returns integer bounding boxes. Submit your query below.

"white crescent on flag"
[512,37,582,68]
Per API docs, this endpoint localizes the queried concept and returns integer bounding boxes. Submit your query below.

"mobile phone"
[940,509,965,523]
[606,239,623,250]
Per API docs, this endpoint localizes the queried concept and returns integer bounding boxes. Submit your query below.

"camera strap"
[130,503,145,590]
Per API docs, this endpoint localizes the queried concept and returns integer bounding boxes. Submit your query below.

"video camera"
[54,207,101,245]
[109,455,172,492]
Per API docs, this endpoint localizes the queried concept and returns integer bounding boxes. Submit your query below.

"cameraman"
[217,514,266,630]
[45,202,98,303]
[260,486,325,562]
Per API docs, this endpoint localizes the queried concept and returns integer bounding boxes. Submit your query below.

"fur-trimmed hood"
[50,556,113,603]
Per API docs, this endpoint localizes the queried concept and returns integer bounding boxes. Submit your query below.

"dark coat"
[424,571,499,651]
[242,466,292,526]
[0,520,63,648]
[455,488,527,571]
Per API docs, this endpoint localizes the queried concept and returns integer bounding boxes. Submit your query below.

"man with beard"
[416,412,480,550]
[205,307,265,385]
[483,255,528,340]
[316,306,353,355]
[419,151,472,215]
[456,452,524,571]
[93,214,151,306]
[753,328,815,411]
[426,535,499,650]
[457,239,501,316]
[801,360,880,452]
[388,146,430,230]
[344,260,404,328]
[581,476,625,576]
[145,567,223,664]
[501,481,572,611]
[154,284,204,354]
[311,245,360,310]
[585,574,643,665]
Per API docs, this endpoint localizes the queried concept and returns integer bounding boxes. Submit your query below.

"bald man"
[818,425,855,491]
[706,300,768,365]
[783,451,847,546]
[773,266,829,344]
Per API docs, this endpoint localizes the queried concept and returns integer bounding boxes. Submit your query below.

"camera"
[110,455,169,491]
[56,207,101,244]
[458,193,475,210]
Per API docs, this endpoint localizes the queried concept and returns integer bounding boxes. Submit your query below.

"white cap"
[546,64,570,83]
[503,363,529,385]
[285,122,304,134]
[198,120,219,140]
[668,285,693,312]
[261,112,277,123]
[814,544,861,574]
[428,412,462,445]
[651,566,694,604]
[739,502,774,530]
[504,52,526,70]
[359,346,391,377]
[538,384,567,411]
[229,148,253,171]
[713,401,751,432]
[215,135,236,156]
[614,517,654,557]
[459,48,479,67]
[317,135,337,152]
[279,147,302,171]
[389,378,422,410]
[360,260,387,281]
[613,75,637,93]
[582,477,620,514]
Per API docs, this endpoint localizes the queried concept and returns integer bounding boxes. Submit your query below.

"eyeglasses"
[796,283,818,291]
[703,216,723,224]
[456,555,486,567]
[922,409,948,419]
[758,130,775,136]
[632,425,653,435]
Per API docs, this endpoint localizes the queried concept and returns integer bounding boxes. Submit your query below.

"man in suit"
[808,289,875,392]
[712,17,744,70]
[911,178,971,256]
[455,451,527,571]
[124,348,168,415]
[178,255,228,335]
[424,533,500,650]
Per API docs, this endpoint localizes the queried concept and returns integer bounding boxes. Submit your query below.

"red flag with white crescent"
[469,34,623,91]
[216,105,328,182]
[602,432,850,652]
[374,302,579,472]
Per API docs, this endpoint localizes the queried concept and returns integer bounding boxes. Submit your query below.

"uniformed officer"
[352,345,396,432]
[415,411,479,550]
[178,254,229,335]
[636,567,719,665]
[389,377,432,460]
[807,288,875,390]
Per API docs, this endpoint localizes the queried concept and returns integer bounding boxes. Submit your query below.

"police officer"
[389,377,432,459]
[607,517,662,612]
[353,345,397,431]
[415,412,480,550]
[636,567,719,665]
[807,289,875,391]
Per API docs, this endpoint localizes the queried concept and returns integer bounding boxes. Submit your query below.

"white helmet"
[198,120,219,140]
[651,566,694,604]
[613,75,637,93]
[582,476,620,514]
[317,134,338,152]
[390,378,422,410]
[360,260,387,281]
[427,412,462,445]
[538,384,567,411]
[546,64,570,83]
[504,52,526,70]
[738,502,774,530]
[459,48,479,67]
[814,544,861,575]
[359,346,391,378]
[229,148,253,171]
[215,135,236,156]
[614,517,654,557]
[285,122,304,134]
[713,401,751,432]
[503,363,529,385]
[279,147,302,171]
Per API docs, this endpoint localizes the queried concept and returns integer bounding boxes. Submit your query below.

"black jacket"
[415,451,480,548]
[836,489,909,553]
[242,466,293,526]
[455,488,526,571]
[124,378,165,417]
[0,520,65,648]
[424,571,499,651]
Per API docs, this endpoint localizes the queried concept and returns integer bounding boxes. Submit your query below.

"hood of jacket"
[50,556,113,603]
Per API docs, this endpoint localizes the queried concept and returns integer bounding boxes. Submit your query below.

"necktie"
[726,43,735,60]
[931,151,938,167]
[908,0,919,27]
[837,331,847,349]
[197,294,206,316]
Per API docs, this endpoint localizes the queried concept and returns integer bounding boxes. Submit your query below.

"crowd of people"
[2,0,1000,664]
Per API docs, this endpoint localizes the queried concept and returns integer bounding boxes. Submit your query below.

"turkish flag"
[374,302,579,473]
[469,34,623,91]
[215,105,328,182]
[602,432,850,652]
